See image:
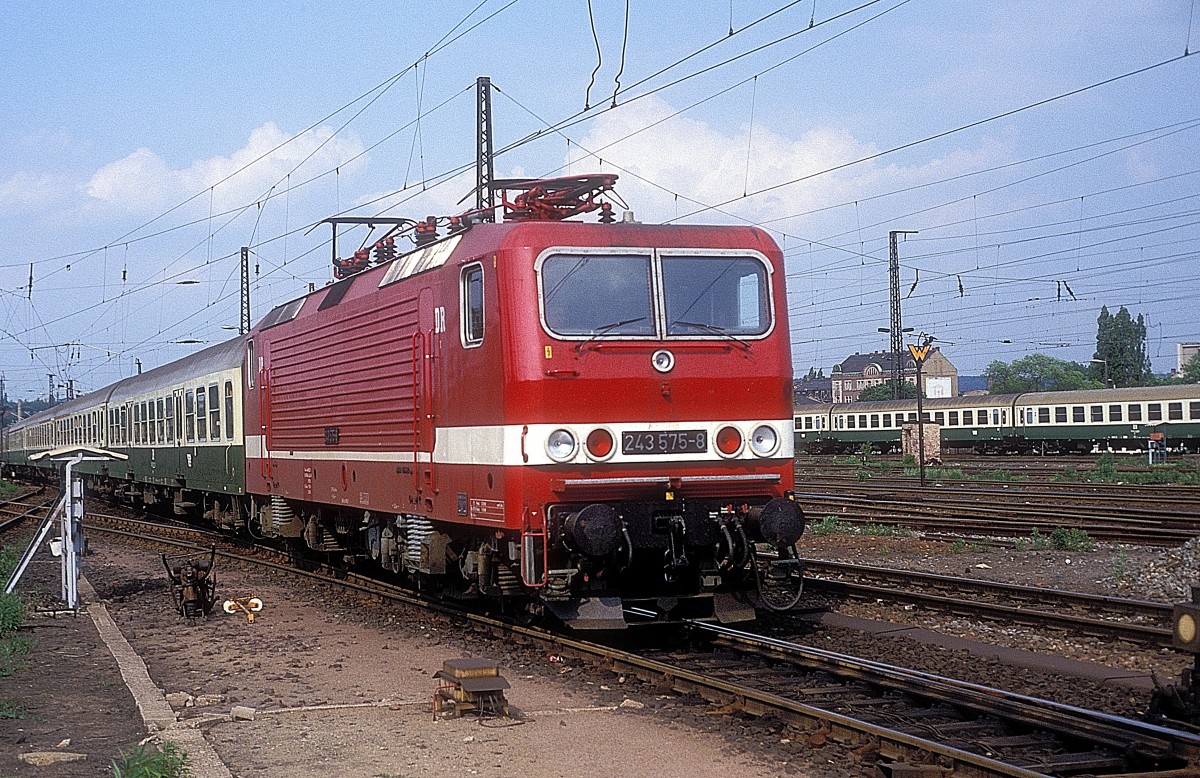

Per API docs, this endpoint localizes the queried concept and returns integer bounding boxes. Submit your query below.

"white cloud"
[564,96,1000,227]
[84,123,367,215]
[0,171,71,211]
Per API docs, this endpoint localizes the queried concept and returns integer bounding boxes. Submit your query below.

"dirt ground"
[0,557,146,777]
[4,538,848,777]
[3,526,1196,777]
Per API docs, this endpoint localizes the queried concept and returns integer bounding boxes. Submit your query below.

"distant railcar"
[794,385,1200,454]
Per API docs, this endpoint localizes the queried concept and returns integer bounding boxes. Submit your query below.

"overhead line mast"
[476,76,495,221]
[888,230,917,398]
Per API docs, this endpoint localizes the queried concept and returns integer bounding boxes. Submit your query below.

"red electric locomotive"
[245,175,805,628]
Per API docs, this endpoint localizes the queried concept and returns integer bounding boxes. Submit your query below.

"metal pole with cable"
[888,230,917,398]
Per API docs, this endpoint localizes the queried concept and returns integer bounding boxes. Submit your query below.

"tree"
[1092,305,1151,387]
[857,380,918,401]
[985,354,1102,394]
[1183,352,1200,384]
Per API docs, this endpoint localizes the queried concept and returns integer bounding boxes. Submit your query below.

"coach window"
[1129,404,1142,422]
[947,411,957,426]
[164,397,174,443]
[185,391,195,442]
[1072,406,1085,423]
[1148,403,1163,421]
[1036,407,1049,424]
[883,413,892,427]
[870,414,879,428]
[120,407,128,444]
[196,389,207,442]
[1090,405,1103,423]
[247,341,256,389]
[1169,402,1183,421]
[1054,407,1067,423]
[132,404,141,444]
[149,401,157,444]
[156,398,165,442]
[1109,404,1122,422]
[224,381,234,439]
[933,411,943,425]
[858,414,867,428]
[846,415,856,429]
[208,384,220,440]
[1191,401,1200,420]
[461,263,485,347]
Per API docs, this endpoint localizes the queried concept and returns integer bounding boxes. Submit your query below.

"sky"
[1,0,1197,401]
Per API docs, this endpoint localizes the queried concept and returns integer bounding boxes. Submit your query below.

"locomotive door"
[414,287,444,494]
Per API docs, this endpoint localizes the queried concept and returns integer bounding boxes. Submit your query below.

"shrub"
[1049,526,1096,552]
[110,741,190,778]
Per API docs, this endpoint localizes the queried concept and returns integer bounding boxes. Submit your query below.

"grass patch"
[860,523,915,538]
[1071,452,1200,485]
[950,538,992,553]
[809,515,915,538]
[1013,527,1096,553]
[110,741,190,778]
[901,466,966,480]
[0,543,31,726]
[976,469,1023,482]
[809,515,854,535]
[0,699,27,719]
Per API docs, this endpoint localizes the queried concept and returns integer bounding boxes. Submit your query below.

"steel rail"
[801,559,1173,645]
[691,621,1200,771]
[0,495,56,534]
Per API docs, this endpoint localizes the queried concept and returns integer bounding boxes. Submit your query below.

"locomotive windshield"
[539,251,771,339]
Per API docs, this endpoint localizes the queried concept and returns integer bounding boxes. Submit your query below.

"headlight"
[546,428,578,462]
[749,424,779,456]
[651,349,675,373]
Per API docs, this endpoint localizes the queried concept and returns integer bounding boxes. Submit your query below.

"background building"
[830,348,958,402]
[1179,343,1200,373]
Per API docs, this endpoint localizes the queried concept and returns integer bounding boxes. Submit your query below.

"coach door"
[414,287,445,496]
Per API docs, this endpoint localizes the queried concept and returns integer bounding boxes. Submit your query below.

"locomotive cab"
[494,220,805,627]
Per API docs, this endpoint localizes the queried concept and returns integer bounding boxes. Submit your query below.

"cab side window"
[461,263,485,347]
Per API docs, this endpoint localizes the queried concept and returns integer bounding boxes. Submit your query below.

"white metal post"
[60,454,84,609]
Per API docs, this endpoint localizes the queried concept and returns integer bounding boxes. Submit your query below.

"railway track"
[800,559,1175,647]
[791,483,1200,544]
[795,455,1200,482]
[639,621,1200,777]
[76,512,1200,777]
[0,492,57,534]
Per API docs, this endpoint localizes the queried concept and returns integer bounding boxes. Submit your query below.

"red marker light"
[587,428,614,459]
[716,426,742,456]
